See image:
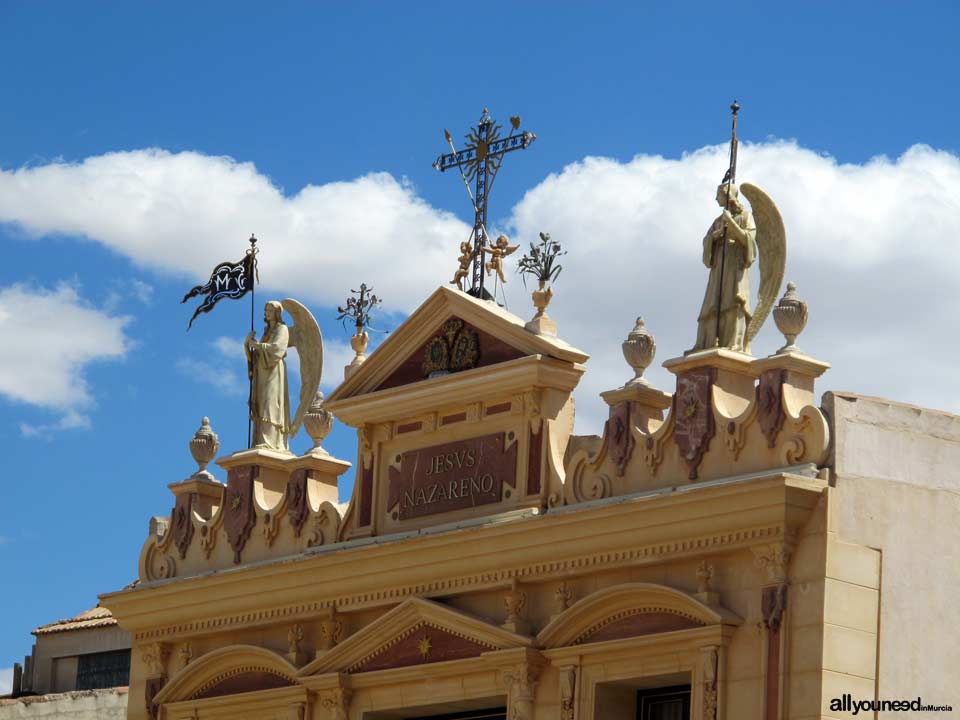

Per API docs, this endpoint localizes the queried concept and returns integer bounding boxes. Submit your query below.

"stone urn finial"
[189,417,219,479]
[622,317,656,386]
[772,281,808,354]
[345,330,369,380]
[302,391,334,455]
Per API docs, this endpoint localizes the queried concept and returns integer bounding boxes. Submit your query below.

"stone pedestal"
[753,350,830,411]
[168,476,224,520]
[663,348,759,420]
[217,447,351,510]
[600,382,672,433]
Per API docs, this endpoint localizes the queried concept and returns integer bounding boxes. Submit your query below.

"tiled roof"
[32,604,117,636]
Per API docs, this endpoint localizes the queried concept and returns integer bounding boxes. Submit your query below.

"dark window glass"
[75,649,131,690]
[637,685,691,720]
[413,711,506,720]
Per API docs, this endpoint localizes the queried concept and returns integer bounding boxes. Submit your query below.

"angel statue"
[482,234,519,284]
[451,241,475,291]
[244,299,323,452]
[691,182,785,354]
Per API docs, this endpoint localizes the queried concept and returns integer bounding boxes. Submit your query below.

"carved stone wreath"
[422,319,480,378]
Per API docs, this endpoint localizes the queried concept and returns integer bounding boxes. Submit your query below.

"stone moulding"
[119,471,819,643]
[564,356,830,503]
[139,455,347,582]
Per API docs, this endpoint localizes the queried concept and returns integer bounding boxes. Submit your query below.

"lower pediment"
[298,597,532,677]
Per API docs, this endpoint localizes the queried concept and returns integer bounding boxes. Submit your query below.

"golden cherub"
[450,241,475,291]
[482,234,519,284]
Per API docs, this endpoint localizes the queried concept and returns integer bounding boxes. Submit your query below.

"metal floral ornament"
[517,231,566,288]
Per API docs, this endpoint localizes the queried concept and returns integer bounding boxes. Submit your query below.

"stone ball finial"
[303,390,334,456]
[773,281,808,354]
[189,416,219,477]
[622,316,656,386]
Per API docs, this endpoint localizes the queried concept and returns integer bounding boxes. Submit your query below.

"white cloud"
[0,283,132,434]
[0,666,13,695]
[507,141,960,429]
[2,143,958,435]
[0,150,468,313]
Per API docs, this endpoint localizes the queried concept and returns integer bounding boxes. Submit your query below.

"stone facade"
[100,286,959,719]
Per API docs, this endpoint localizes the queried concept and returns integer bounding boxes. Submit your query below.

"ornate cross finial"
[433,108,537,300]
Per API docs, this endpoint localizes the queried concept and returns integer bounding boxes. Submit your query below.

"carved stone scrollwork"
[319,611,344,652]
[287,469,311,538]
[757,369,787,448]
[307,507,334,548]
[673,368,717,480]
[558,665,577,720]
[318,687,352,720]
[503,580,529,635]
[141,642,170,676]
[641,419,672,477]
[171,494,195,560]
[762,584,789,632]
[224,465,257,564]
[751,536,795,583]
[178,643,193,669]
[607,402,635,477]
[524,389,542,434]
[503,661,541,720]
[572,469,611,503]
[286,623,308,667]
[701,646,718,720]
[552,582,574,622]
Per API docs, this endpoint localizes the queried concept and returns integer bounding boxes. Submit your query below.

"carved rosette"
[622,317,656,386]
[673,368,717,480]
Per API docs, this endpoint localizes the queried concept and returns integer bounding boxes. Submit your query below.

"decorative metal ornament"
[421,319,479,378]
[433,108,537,299]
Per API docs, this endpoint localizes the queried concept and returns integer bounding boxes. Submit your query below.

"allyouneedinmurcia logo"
[830,694,953,714]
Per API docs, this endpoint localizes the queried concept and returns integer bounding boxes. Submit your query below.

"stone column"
[558,664,577,720]
[752,537,794,720]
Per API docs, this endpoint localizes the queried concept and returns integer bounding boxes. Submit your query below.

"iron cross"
[433,108,536,299]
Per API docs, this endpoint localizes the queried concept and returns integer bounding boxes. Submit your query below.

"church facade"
[102,279,958,719]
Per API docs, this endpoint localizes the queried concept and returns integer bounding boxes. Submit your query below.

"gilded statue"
[482,234,519,284]
[245,299,323,451]
[451,241,475,291]
[691,182,785,353]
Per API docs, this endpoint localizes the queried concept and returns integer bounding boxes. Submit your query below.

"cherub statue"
[482,234,519,284]
[450,241,475,291]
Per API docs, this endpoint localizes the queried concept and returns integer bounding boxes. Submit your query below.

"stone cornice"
[102,473,825,641]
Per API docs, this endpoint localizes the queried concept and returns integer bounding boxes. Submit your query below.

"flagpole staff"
[714,100,740,346]
[246,234,259,448]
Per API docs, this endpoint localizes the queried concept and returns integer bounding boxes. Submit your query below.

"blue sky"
[1,1,958,678]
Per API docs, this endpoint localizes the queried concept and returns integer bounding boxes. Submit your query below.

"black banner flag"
[181,252,255,329]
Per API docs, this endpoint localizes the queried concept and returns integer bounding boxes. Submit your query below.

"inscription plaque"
[388,432,517,520]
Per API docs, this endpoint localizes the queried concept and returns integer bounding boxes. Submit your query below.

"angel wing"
[281,298,323,438]
[741,183,786,350]
[503,244,520,256]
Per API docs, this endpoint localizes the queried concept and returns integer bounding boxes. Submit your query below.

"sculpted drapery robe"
[694,206,757,352]
[250,322,290,451]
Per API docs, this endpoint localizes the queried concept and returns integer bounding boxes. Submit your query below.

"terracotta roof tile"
[33,604,117,636]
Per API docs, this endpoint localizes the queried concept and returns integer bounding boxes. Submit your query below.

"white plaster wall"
[824,392,960,712]
[0,688,128,720]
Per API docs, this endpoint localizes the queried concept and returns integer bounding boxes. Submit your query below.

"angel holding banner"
[690,104,785,354]
[245,299,323,451]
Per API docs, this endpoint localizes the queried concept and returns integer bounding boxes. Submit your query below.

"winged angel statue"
[691,182,785,354]
[244,299,323,451]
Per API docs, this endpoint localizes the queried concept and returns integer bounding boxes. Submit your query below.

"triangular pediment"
[298,597,532,676]
[327,286,588,403]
